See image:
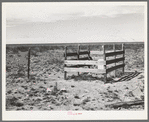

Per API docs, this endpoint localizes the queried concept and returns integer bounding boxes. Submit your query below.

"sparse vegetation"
[6,43,144,110]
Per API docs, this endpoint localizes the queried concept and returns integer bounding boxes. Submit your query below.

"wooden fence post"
[113,44,116,77]
[88,45,90,59]
[103,45,107,83]
[64,46,67,80]
[77,44,80,76]
[122,43,125,75]
[28,48,31,79]
[88,45,90,68]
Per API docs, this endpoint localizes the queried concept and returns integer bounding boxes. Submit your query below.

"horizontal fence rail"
[65,52,77,57]
[79,51,90,55]
[90,51,104,55]
[65,51,89,57]
[106,64,125,73]
[64,60,105,65]
[106,57,125,65]
[64,67,106,73]
[66,64,92,68]
[68,57,91,60]
[105,50,124,57]
[79,57,91,60]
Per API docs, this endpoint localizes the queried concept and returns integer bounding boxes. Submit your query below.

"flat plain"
[6,43,144,111]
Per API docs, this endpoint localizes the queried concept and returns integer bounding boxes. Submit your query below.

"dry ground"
[6,44,144,111]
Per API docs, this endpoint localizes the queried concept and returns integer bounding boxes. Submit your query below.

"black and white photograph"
[2,2,147,120]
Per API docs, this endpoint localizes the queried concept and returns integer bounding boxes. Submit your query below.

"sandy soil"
[6,47,144,111]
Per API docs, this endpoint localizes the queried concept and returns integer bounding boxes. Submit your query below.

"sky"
[4,2,147,44]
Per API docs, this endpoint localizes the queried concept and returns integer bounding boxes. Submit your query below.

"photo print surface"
[2,2,147,120]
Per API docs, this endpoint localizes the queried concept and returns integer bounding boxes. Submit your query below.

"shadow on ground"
[67,73,104,81]
[108,71,142,84]
[67,71,142,84]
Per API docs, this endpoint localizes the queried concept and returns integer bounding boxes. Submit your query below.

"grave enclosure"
[64,44,125,83]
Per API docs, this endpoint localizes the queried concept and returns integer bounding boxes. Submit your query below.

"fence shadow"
[67,73,104,81]
[67,71,142,83]
[107,71,142,84]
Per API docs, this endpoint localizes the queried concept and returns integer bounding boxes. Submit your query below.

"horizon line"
[6,41,144,47]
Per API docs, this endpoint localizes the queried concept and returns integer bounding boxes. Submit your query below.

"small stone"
[84,89,89,93]
[73,99,81,106]
[71,85,75,88]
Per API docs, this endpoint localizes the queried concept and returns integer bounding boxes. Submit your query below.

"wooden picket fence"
[64,44,125,83]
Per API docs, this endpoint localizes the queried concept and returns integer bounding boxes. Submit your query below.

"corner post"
[113,44,116,77]
[77,44,80,76]
[103,45,107,83]
[122,43,125,75]
[88,45,90,59]
[64,46,67,80]
[88,45,91,68]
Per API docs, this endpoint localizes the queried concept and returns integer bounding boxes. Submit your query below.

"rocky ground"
[6,45,144,111]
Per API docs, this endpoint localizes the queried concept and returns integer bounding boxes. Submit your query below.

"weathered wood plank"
[106,57,125,65]
[64,60,106,65]
[113,44,116,77]
[105,50,124,57]
[90,51,104,55]
[68,57,90,60]
[103,45,107,83]
[77,45,80,75]
[88,46,91,68]
[80,57,92,60]
[65,51,90,57]
[66,50,124,57]
[65,52,78,57]
[64,67,106,73]
[64,46,67,80]
[106,64,125,73]
[79,51,89,55]
[106,100,144,108]
[93,57,103,60]
[66,64,93,68]
[122,43,125,74]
